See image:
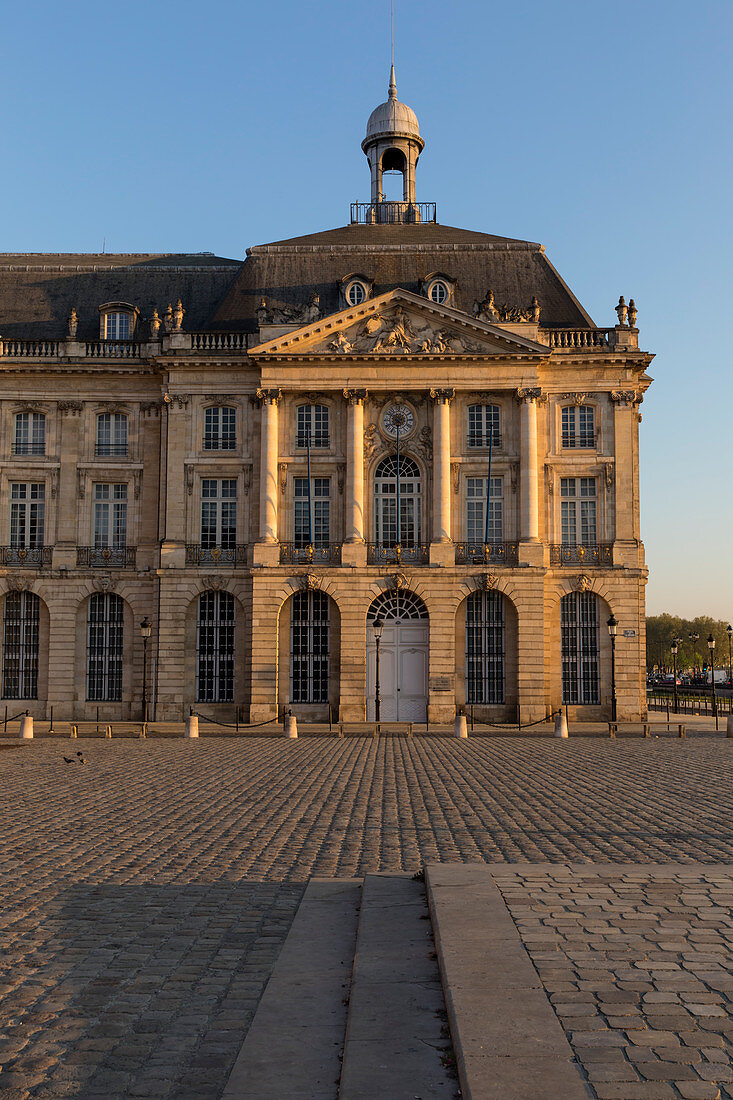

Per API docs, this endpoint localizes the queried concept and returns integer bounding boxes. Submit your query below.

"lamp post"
[671,637,681,714]
[708,633,718,730]
[607,614,618,723]
[688,632,699,678]
[373,616,384,723]
[727,624,732,687]
[140,616,152,723]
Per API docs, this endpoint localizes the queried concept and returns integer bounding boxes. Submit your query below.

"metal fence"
[647,689,732,716]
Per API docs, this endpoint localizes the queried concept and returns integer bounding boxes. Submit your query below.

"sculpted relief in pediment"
[324,307,483,355]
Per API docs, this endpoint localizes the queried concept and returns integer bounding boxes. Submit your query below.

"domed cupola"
[361,67,425,224]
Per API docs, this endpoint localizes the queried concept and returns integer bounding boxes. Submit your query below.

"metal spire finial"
[388,0,396,98]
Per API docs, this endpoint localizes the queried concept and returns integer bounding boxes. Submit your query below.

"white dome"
[364,67,423,145]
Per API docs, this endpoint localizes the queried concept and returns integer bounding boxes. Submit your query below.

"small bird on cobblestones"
[78,756,87,765]
[63,756,74,764]
[76,751,83,758]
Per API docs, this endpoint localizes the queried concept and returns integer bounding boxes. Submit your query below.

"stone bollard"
[19,713,33,740]
[454,714,468,738]
[727,715,733,739]
[70,724,78,739]
[554,710,568,739]
[284,714,298,739]
[105,724,112,739]
[642,722,651,738]
[608,722,618,738]
[678,724,686,739]
[185,715,199,739]
[139,723,147,739]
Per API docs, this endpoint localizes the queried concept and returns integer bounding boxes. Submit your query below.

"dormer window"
[339,273,374,310]
[429,280,449,305]
[421,273,455,307]
[346,281,366,306]
[99,302,138,341]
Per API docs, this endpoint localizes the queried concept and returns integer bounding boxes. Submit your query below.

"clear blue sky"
[3,0,731,621]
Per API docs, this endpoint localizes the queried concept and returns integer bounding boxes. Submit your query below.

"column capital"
[429,387,454,403]
[515,387,542,404]
[343,388,368,405]
[256,387,281,405]
[609,389,641,407]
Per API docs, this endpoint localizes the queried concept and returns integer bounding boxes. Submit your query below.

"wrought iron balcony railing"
[350,201,437,225]
[366,543,430,565]
[185,544,248,566]
[550,543,613,566]
[77,547,137,568]
[279,543,342,565]
[94,443,129,457]
[11,444,46,456]
[1,546,52,567]
[455,542,519,565]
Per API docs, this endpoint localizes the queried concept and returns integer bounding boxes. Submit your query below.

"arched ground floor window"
[87,593,123,701]
[561,591,600,704]
[197,591,235,702]
[466,590,505,704]
[2,591,40,699]
[291,590,329,704]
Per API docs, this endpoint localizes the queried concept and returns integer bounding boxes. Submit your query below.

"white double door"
[366,621,428,722]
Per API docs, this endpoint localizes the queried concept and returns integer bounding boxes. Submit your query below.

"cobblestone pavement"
[495,866,733,1100]
[1,737,733,1098]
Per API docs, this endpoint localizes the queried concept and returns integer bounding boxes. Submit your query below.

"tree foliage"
[646,614,733,671]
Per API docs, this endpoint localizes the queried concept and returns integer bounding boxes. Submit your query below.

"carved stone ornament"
[515,387,542,403]
[390,572,410,590]
[615,296,628,327]
[299,572,322,591]
[337,464,345,494]
[149,309,161,338]
[343,387,367,404]
[204,394,234,403]
[320,308,483,355]
[478,573,498,591]
[5,575,26,592]
[163,392,189,408]
[50,470,58,499]
[545,464,554,496]
[141,401,161,417]
[186,467,194,496]
[205,576,225,591]
[576,574,592,593]
[451,462,460,494]
[603,463,614,489]
[58,401,82,415]
[256,388,281,405]
[77,470,85,499]
[418,425,433,460]
[68,308,78,338]
[278,463,288,495]
[511,463,519,495]
[257,294,321,327]
[610,390,640,407]
[97,576,116,593]
[173,299,185,332]
[133,471,142,500]
[363,423,379,458]
[242,466,252,496]
[558,392,596,404]
[473,290,541,324]
[429,387,455,403]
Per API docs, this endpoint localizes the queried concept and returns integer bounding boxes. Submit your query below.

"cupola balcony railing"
[76,547,137,569]
[1,546,52,567]
[279,543,342,566]
[367,543,430,565]
[550,543,613,567]
[350,202,436,225]
[185,544,248,566]
[455,542,519,566]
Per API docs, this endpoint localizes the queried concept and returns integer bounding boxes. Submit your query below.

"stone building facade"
[0,73,653,723]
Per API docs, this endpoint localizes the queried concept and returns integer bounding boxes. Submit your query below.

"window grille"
[103,312,131,340]
[203,406,236,450]
[562,406,595,448]
[374,455,422,546]
[196,590,235,703]
[346,282,366,306]
[294,477,330,547]
[466,477,503,543]
[467,405,501,448]
[367,589,428,622]
[96,413,128,456]
[466,590,505,704]
[296,405,329,448]
[200,479,237,550]
[10,483,45,548]
[14,412,46,456]
[93,483,127,549]
[560,477,597,546]
[2,591,40,699]
[429,281,449,304]
[291,590,329,703]
[87,593,123,701]
[561,592,600,704]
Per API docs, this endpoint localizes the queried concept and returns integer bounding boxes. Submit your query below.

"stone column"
[610,390,641,567]
[53,401,83,569]
[253,388,281,566]
[429,388,454,566]
[160,393,189,568]
[342,389,368,567]
[515,387,544,566]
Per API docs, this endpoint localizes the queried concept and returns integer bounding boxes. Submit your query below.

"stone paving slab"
[2,737,733,1097]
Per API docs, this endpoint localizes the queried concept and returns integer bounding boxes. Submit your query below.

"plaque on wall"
[429,676,452,693]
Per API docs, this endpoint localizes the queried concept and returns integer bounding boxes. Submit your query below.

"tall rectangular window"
[14,413,46,456]
[561,478,597,546]
[196,591,235,703]
[87,593,123,701]
[561,592,600,704]
[466,477,503,543]
[562,406,595,448]
[2,591,40,700]
[200,479,237,549]
[10,484,45,548]
[291,590,329,704]
[93,484,127,549]
[203,406,236,450]
[103,313,131,340]
[96,413,128,456]
[296,405,329,448]
[467,405,501,448]
[294,478,330,546]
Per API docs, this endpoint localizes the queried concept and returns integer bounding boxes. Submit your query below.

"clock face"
[382,403,415,439]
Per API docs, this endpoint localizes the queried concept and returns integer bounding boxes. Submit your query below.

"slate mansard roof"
[0,224,595,339]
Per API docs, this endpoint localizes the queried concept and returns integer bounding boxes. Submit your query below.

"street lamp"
[140,616,152,723]
[671,637,681,714]
[373,616,384,723]
[688,632,699,678]
[708,633,718,730]
[607,615,618,723]
[727,624,732,686]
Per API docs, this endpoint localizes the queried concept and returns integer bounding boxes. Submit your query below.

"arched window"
[103,312,132,340]
[291,590,329,703]
[14,412,46,456]
[204,406,236,450]
[296,404,329,448]
[466,590,505,704]
[429,280,449,304]
[87,593,123,701]
[561,592,600,704]
[196,591,235,703]
[96,413,128,457]
[346,281,366,306]
[562,405,595,448]
[467,405,501,448]
[2,591,40,699]
[367,588,428,623]
[374,455,422,546]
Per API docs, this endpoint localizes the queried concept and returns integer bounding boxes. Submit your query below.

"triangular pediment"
[250,289,548,358]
